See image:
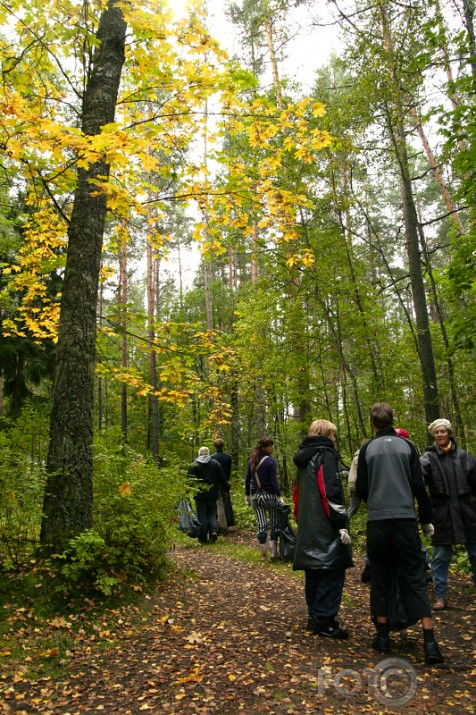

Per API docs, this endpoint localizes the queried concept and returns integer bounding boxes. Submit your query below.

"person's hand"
[422,523,434,537]
[339,529,351,545]
[277,497,285,506]
[245,495,251,506]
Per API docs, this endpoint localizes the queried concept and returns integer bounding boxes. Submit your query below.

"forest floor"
[1,529,475,715]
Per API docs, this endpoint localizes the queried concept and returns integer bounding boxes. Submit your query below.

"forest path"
[1,530,475,714]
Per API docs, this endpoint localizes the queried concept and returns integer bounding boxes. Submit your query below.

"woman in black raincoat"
[293,419,353,639]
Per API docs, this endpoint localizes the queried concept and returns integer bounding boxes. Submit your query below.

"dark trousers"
[304,568,345,622]
[195,498,217,543]
[367,519,432,621]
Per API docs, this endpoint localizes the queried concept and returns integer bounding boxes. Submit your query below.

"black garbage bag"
[177,499,201,538]
[276,504,297,562]
[224,491,236,527]
[372,569,419,632]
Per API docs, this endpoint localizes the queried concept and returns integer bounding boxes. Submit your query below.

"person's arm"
[215,461,229,492]
[355,445,369,502]
[466,453,476,497]
[348,454,358,493]
[419,452,432,487]
[225,454,232,480]
[267,458,281,497]
[318,454,348,530]
[410,446,432,524]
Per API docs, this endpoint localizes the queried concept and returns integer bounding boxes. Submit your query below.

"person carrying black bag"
[188,446,229,545]
[211,438,235,533]
[245,437,284,561]
[356,402,444,665]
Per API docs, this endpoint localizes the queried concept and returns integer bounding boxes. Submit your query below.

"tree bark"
[147,240,160,464]
[40,1,127,549]
[463,0,476,79]
[119,235,128,444]
[379,0,440,424]
[407,103,465,233]
[97,278,104,431]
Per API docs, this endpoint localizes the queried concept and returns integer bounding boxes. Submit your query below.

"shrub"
[52,440,190,596]
[0,405,49,569]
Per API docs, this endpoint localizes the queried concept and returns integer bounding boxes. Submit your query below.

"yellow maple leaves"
[193,93,333,266]
[1,0,238,343]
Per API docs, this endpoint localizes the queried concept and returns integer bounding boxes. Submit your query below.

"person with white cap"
[188,446,230,545]
[421,418,476,610]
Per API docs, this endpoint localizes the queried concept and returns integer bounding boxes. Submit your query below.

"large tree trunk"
[379,1,440,424]
[147,240,160,465]
[463,0,476,79]
[97,278,104,431]
[40,1,127,549]
[119,236,128,444]
[396,131,440,423]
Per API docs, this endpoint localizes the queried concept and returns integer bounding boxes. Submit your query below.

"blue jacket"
[245,451,280,496]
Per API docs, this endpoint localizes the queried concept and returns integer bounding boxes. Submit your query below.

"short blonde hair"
[308,419,337,440]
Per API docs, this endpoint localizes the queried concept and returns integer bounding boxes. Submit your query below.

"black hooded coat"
[292,436,353,571]
[421,438,476,545]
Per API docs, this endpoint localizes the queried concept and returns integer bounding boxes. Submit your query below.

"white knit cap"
[428,418,452,435]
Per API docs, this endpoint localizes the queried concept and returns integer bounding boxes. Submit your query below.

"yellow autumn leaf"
[118,482,132,498]
[175,666,203,684]
[49,617,71,629]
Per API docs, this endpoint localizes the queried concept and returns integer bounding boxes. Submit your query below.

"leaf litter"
[0,529,475,714]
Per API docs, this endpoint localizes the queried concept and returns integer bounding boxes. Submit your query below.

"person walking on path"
[211,438,235,534]
[188,446,230,545]
[420,418,476,610]
[245,437,284,561]
[356,403,444,664]
[292,419,352,639]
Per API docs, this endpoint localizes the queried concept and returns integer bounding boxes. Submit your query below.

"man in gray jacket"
[356,402,444,664]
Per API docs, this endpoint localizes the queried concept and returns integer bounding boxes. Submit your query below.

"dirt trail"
[1,530,475,714]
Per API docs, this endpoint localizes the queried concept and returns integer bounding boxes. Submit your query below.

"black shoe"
[372,634,391,653]
[424,639,444,665]
[315,620,349,640]
[306,617,318,632]
[210,532,218,543]
[361,564,371,583]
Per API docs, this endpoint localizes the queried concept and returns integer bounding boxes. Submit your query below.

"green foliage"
[231,492,256,531]
[51,439,189,596]
[52,530,119,595]
[0,404,49,569]
[451,545,472,578]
